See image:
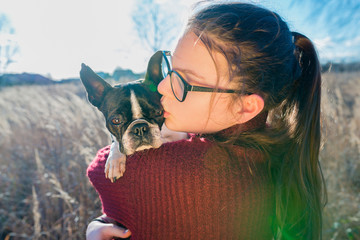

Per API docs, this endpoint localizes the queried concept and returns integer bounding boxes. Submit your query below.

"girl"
[86,2,326,239]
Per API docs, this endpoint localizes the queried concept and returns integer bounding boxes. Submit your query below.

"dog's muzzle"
[122,119,162,155]
[131,121,150,137]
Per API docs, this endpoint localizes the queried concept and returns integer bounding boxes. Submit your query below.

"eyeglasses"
[161,51,243,102]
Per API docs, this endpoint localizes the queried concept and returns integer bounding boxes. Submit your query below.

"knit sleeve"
[86,139,202,233]
[86,145,137,230]
[87,145,109,175]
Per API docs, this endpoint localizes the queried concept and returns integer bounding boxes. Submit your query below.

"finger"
[108,225,132,238]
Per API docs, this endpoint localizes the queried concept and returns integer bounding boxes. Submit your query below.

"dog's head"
[80,51,165,155]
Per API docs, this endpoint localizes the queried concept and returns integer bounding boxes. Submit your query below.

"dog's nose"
[132,123,149,136]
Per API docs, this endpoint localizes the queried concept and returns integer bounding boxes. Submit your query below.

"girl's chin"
[164,120,180,132]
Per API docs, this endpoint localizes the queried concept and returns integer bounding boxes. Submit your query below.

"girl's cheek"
[157,75,171,96]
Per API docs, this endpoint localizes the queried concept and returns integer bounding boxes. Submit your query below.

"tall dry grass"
[321,71,360,239]
[0,82,110,239]
[0,71,359,239]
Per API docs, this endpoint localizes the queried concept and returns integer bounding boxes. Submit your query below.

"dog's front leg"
[105,140,126,182]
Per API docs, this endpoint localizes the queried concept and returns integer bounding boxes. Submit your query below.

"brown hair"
[188,3,326,239]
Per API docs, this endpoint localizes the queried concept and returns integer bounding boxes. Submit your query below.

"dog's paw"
[105,152,127,183]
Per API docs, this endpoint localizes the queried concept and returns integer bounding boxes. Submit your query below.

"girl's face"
[157,32,242,133]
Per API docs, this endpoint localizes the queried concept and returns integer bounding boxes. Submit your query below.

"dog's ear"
[80,63,112,108]
[143,51,164,92]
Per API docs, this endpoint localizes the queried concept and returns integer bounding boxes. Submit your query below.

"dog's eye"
[111,118,122,125]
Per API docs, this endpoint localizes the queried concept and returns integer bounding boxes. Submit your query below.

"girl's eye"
[111,118,122,125]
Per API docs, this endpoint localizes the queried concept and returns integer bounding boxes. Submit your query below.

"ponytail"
[187,4,326,238]
[272,32,326,239]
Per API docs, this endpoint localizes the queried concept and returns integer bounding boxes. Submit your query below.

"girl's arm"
[86,214,131,240]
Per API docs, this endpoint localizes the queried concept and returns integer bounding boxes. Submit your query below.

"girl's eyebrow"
[173,67,205,81]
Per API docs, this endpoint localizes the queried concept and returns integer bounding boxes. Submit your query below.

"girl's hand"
[86,215,131,240]
[105,140,126,182]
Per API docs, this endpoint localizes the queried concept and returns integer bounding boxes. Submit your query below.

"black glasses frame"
[161,51,242,102]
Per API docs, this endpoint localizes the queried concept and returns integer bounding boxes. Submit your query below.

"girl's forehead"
[173,32,212,66]
[173,32,229,83]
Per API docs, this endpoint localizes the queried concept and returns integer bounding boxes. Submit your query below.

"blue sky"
[0,0,359,80]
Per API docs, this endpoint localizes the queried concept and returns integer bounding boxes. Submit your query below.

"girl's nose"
[157,74,171,97]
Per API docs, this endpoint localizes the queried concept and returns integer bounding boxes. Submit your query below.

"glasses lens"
[171,72,185,101]
[161,52,172,79]
[161,56,169,79]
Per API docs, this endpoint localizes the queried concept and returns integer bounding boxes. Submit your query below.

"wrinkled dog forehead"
[124,83,163,119]
[103,81,163,126]
[102,84,143,115]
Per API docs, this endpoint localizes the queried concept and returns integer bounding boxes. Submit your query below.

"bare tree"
[0,13,19,74]
[131,0,182,52]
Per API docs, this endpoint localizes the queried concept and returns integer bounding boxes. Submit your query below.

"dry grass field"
[320,72,360,239]
[0,71,359,239]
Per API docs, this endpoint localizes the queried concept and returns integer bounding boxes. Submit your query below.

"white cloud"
[1,0,359,78]
[314,36,360,62]
[1,0,198,79]
[345,36,360,47]
[1,0,140,79]
[313,36,335,49]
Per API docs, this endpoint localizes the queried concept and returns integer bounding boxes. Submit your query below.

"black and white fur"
[80,51,165,180]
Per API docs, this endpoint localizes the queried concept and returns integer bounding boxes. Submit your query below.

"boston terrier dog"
[80,51,165,182]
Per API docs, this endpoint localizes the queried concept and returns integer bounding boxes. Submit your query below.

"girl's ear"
[234,94,264,124]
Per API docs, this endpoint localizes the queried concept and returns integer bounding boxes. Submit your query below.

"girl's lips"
[163,111,170,118]
[160,97,170,118]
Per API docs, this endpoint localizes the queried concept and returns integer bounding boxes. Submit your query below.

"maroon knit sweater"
[87,113,275,239]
